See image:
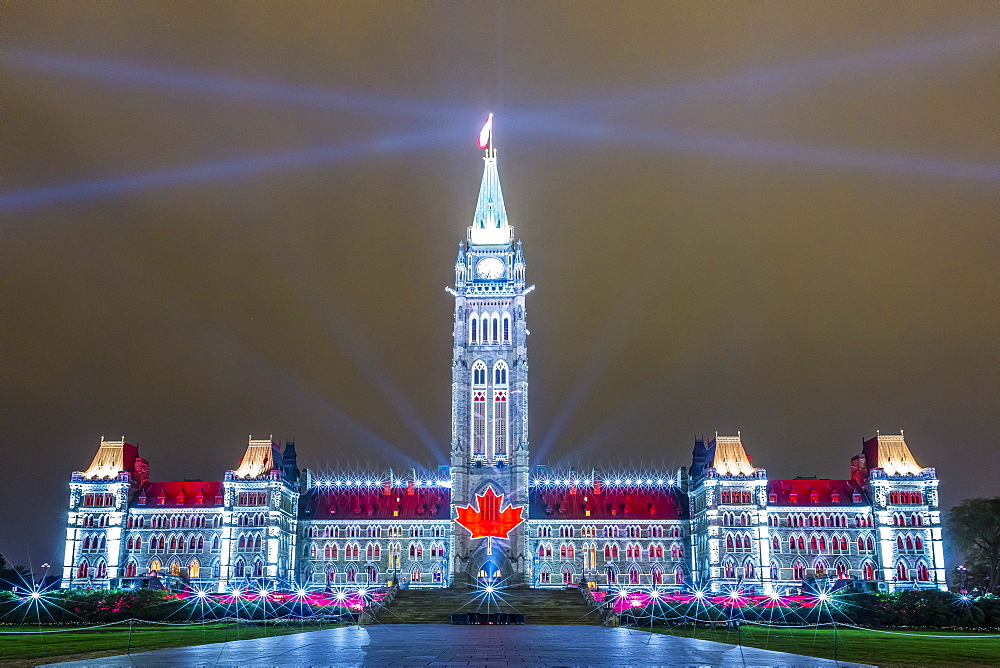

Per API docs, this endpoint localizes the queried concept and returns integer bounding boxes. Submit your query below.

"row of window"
[306,525,448,538]
[888,491,924,505]
[536,525,683,538]
[536,542,685,561]
[535,563,687,586]
[772,513,871,528]
[235,513,268,527]
[237,492,269,506]
[129,514,221,529]
[81,493,115,507]
[124,533,220,553]
[469,314,511,345]
[773,533,876,554]
[308,542,447,561]
[720,491,754,504]
[891,513,926,526]
[79,514,109,528]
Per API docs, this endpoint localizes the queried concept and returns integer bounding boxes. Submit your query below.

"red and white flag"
[478,113,493,149]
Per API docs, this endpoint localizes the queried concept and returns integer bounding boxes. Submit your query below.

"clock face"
[476,257,504,280]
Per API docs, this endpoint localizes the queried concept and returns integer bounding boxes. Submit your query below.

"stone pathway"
[45,624,868,666]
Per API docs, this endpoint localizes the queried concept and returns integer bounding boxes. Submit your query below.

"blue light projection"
[5,50,470,121]
[505,115,1000,183]
[552,32,1000,115]
[0,126,465,214]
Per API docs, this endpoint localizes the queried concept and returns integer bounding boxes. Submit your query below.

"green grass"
[644,625,1000,666]
[0,620,342,666]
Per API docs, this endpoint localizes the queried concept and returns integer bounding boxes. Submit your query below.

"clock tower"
[449,131,532,586]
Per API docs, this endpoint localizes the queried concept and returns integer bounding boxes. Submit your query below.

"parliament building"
[61,139,947,594]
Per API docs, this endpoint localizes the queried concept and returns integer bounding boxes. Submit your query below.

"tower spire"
[469,114,511,246]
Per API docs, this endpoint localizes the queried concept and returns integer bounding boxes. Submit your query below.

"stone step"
[375,587,603,625]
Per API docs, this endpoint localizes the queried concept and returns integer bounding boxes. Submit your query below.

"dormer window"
[853,493,862,503]
[138,494,147,506]
[157,494,166,505]
[810,492,819,503]
[831,493,840,503]
[769,493,777,503]
[789,493,798,503]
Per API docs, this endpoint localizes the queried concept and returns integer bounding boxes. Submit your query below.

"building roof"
[766,479,869,506]
[232,438,281,479]
[469,151,512,246]
[708,434,757,476]
[132,481,225,508]
[81,438,138,479]
[863,432,924,476]
[529,486,689,521]
[300,486,451,521]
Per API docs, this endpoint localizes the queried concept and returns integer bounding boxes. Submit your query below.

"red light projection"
[454,486,524,540]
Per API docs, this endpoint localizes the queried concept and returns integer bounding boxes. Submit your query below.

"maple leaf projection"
[454,486,525,540]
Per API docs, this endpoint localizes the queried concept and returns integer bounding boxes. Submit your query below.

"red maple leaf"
[454,486,525,540]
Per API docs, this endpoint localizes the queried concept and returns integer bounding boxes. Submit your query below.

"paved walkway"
[45,624,867,666]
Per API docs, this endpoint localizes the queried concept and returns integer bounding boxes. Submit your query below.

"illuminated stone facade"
[61,144,946,594]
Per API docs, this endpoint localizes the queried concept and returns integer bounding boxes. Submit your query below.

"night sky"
[1,2,997,573]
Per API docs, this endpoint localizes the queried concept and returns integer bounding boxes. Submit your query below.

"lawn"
[0,620,342,666]
[647,625,1000,666]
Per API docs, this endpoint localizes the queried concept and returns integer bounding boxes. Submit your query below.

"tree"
[0,554,31,591]
[948,497,1000,595]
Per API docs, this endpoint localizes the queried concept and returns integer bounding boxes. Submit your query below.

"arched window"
[651,566,663,584]
[896,561,909,581]
[917,562,930,581]
[815,559,827,576]
[148,558,161,574]
[503,315,510,343]
[234,558,246,578]
[189,559,200,578]
[470,316,478,344]
[367,565,379,583]
[744,561,754,578]
[77,561,89,579]
[897,535,905,550]
[674,566,685,584]
[835,560,849,579]
[863,560,876,581]
[124,560,138,577]
[539,566,551,584]
[629,566,640,584]
[481,316,489,345]
[793,560,805,580]
[253,559,263,578]
[770,560,779,580]
[915,536,923,550]
[492,316,499,343]
[723,560,736,579]
[492,362,509,460]
[564,567,574,584]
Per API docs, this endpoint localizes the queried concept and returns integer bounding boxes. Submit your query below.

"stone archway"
[466,537,514,586]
